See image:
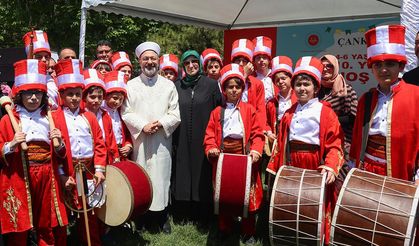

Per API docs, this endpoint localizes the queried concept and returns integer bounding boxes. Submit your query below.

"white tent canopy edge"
[79,0,417,71]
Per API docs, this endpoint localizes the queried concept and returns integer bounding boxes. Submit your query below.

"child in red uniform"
[265,56,298,144]
[267,56,344,244]
[159,54,179,82]
[102,71,133,160]
[201,48,223,81]
[350,25,419,182]
[83,69,120,165]
[204,63,264,244]
[53,59,107,246]
[0,59,68,246]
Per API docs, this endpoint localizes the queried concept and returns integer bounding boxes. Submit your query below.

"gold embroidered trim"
[3,187,22,229]
[20,150,33,227]
[386,99,393,177]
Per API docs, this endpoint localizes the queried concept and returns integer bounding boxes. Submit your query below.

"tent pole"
[79,5,87,65]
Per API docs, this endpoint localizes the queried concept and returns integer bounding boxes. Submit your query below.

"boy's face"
[21,90,44,112]
[61,87,82,111]
[273,72,291,94]
[294,78,316,105]
[224,78,243,104]
[371,60,404,87]
[106,92,125,110]
[163,69,176,82]
[85,88,104,113]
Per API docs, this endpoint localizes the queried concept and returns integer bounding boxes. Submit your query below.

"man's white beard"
[143,66,158,77]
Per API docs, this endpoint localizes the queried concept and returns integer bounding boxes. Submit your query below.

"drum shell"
[331,168,419,245]
[214,153,252,218]
[96,160,153,226]
[269,166,326,246]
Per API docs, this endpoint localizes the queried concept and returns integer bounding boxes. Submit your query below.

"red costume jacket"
[265,90,298,133]
[52,107,107,177]
[99,109,120,164]
[267,102,344,176]
[0,110,68,234]
[350,80,419,181]
[246,76,267,132]
[204,101,264,211]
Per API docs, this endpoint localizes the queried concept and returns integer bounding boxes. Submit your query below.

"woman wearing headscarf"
[172,50,222,229]
[319,54,358,159]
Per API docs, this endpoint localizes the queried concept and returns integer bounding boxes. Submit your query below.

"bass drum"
[269,165,326,246]
[96,160,153,226]
[331,168,419,245]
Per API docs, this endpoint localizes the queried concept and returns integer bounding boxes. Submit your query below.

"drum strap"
[219,107,249,154]
[359,91,373,168]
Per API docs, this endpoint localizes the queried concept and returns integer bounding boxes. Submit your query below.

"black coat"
[402,66,419,86]
[172,75,222,202]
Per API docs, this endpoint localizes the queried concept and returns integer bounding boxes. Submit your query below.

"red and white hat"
[292,56,323,87]
[365,24,406,67]
[252,36,272,59]
[55,59,84,90]
[90,60,113,70]
[104,70,127,96]
[159,54,179,77]
[110,51,132,71]
[23,30,51,56]
[231,39,254,62]
[13,59,47,93]
[200,48,223,69]
[271,56,293,78]
[219,63,245,91]
[83,69,105,92]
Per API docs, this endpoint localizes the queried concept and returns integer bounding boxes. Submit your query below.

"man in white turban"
[121,41,181,233]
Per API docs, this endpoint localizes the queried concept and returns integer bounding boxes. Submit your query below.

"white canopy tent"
[79,0,418,70]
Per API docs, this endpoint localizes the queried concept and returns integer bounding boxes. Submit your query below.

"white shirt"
[47,76,59,110]
[223,103,243,139]
[277,91,293,121]
[3,106,51,154]
[369,83,398,137]
[63,107,94,158]
[19,106,50,143]
[289,98,322,145]
[241,81,249,103]
[103,104,123,145]
[256,69,274,103]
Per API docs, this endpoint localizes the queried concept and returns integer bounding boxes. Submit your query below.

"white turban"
[135,41,160,58]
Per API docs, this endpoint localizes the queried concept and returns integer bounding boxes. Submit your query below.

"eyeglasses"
[233,57,249,65]
[323,64,334,69]
[34,54,51,60]
[141,56,158,62]
[183,59,199,66]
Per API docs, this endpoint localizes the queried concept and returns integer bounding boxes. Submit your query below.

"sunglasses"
[183,60,199,66]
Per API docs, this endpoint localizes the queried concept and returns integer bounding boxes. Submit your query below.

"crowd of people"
[0,23,418,246]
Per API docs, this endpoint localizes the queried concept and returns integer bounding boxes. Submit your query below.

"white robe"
[121,73,180,211]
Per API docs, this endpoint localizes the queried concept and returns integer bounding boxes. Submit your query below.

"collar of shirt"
[278,90,292,101]
[296,97,319,111]
[256,69,271,80]
[16,105,42,116]
[102,103,118,114]
[64,106,80,116]
[377,80,400,98]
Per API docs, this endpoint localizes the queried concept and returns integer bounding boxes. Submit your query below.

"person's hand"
[415,179,419,186]
[250,151,261,164]
[119,145,132,157]
[321,169,336,184]
[60,176,76,190]
[10,132,26,149]
[207,148,220,158]
[50,128,63,145]
[243,62,254,78]
[143,121,160,135]
[94,171,106,186]
[267,132,276,142]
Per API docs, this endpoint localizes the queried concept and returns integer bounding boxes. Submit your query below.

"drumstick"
[46,107,61,148]
[0,96,28,151]
[77,166,92,246]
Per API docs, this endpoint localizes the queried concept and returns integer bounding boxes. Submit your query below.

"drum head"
[96,165,134,226]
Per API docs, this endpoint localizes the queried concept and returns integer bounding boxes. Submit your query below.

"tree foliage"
[0,0,224,66]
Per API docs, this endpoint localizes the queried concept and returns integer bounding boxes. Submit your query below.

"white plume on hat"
[135,41,161,58]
